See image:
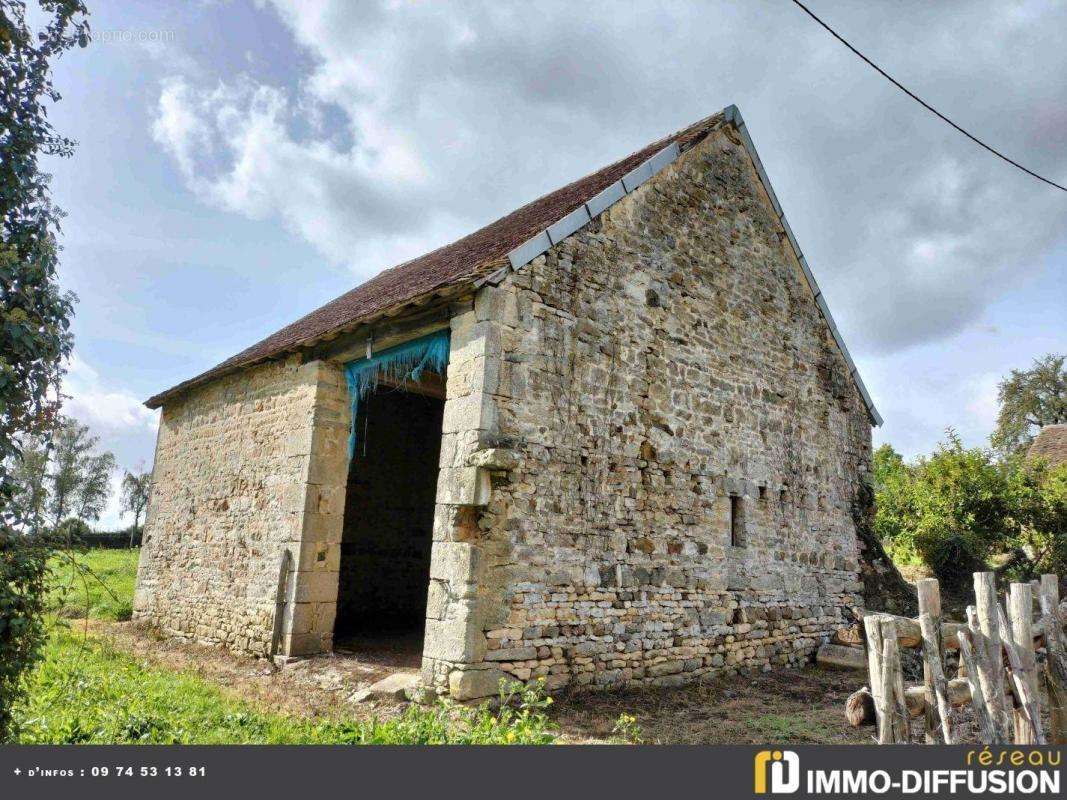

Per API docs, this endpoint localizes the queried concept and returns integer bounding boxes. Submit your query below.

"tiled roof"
[145,105,881,425]
[146,112,726,408]
[1028,424,1067,467]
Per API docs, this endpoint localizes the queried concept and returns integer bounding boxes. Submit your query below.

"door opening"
[334,377,445,665]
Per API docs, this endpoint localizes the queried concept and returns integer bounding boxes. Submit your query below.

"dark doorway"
[334,379,445,657]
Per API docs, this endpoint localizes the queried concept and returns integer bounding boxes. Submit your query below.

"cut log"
[863,613,964,651]
[846,686,876,727]
[833,624,864,647]
[817,643,867,670]
[848,678,974,725]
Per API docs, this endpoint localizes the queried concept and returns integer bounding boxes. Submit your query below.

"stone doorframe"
[276,299,511,701]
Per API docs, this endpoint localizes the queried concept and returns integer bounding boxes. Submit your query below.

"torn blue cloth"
[343,329,450,457]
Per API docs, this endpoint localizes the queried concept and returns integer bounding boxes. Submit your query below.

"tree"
[1003,457,1067,579]
[872,432,1013,590]
[873,432,1067,589]
[119,468,150,545]
[5,432,48,532]
[871,443,917,562]
[47,416,115,529]
[992,354,1067,456]
[0,0,89,741]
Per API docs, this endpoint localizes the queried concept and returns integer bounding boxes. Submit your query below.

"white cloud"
[964,372,1002,436]
[149,0,1067,356]
[62,354,159,435]
[151,74,442,267]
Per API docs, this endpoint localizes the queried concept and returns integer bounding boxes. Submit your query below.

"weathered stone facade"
[134,356,350,656]
[136,119,874,701]
[422,128,870,697]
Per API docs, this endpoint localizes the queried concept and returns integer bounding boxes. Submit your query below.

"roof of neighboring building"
[1028,424,1067,466]
[145,105,882,425]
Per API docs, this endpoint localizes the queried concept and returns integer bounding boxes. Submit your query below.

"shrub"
[874,434,1067,589]
[0,530,51,741]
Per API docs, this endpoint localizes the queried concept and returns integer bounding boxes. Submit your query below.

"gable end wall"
[438,128,871,696]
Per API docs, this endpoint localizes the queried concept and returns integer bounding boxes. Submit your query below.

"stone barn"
[135,105,882,700]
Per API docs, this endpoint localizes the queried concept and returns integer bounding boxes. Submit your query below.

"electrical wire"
[790,0,1066,193]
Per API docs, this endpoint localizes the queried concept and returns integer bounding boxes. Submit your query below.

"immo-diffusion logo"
[754,750,801,794]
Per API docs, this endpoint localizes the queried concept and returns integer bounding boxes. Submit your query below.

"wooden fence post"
[1009,583,1041,745]
[881,616,910,743]
[916,579,942,743]
[998,600,1045,744]
[956,627,997,743]
[1039,574,1067,744]
[974,572,1013,741]
[865,614,889,742]
[918,611,953,742]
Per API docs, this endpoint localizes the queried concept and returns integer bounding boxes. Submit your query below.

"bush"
[874,434,1067,589]
[0,530,51,741]
[54,517,91,542]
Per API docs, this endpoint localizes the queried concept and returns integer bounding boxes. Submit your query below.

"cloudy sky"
[44,0,1066,528]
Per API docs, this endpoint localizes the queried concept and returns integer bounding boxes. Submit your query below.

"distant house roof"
[1028,424,1067,467]
[145,105,881,425]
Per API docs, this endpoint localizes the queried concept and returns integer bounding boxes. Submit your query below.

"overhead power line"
[790,0,1067,193]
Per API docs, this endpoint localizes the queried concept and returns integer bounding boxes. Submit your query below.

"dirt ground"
[87,621,880,744]
[552,668,875,744]
[88,620,417,724]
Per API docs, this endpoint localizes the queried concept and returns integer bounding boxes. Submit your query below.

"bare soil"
[87,621,877,743]
[86,620,416,725]
[551,667,873,744]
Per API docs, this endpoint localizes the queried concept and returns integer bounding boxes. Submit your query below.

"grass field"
[49,547,139,621]
[14,547,558,744]
[15,627,557,744]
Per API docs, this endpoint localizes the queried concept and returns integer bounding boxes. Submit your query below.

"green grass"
[48,547,139,621]
[18,545,558,744]
[746,713,830,742]
[14,628,557,744]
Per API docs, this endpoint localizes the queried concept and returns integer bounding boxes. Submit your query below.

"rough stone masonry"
[135,109,875,701]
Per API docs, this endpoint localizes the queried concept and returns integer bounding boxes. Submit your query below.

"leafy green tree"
[873,432,1067,589]
[1005,457,1067,579]
[908,432,1012,589]
[119,467,150,545]
[0,0,89,742]
[6,432,48,532]
[991,354,1067,456]
[47,416,115,528]
[873,432,1011,589]
[872,443,916,562]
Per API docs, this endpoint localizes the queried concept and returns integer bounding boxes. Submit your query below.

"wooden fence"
[846,572,1067,744]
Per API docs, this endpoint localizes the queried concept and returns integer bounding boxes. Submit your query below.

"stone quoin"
[134,106,880,700]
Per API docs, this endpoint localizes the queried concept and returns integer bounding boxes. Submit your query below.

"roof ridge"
[146,105,880,428]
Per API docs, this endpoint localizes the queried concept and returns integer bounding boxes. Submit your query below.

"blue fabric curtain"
[343,329,451,457]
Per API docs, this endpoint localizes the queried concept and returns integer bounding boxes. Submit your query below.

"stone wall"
[134,356,350,657]
[430,127,872,698]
